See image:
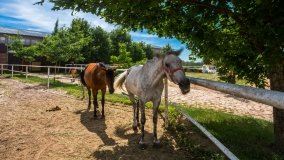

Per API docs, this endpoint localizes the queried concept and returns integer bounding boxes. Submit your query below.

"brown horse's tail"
[114,70,128,90]
[80,69,86,86]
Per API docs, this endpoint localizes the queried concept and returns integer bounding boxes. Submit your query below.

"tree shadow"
[79,110,116,146]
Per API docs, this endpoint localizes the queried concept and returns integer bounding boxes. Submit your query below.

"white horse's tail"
[115,70,128,90]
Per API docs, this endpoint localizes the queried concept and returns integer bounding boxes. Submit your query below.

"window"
[24,39,31,45]
[0,36,6,44]
[31,39,38,44]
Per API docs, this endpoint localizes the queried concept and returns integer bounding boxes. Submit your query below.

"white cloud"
[0,0,192,61]
[0,0,115,32]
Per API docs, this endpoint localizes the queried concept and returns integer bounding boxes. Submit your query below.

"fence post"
[1,64,3,75]
[11,65,14,77]
[47,67,50,89]
[25,66,28,79]
[164,78,169,128]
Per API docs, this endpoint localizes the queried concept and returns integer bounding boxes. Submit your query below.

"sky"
[0,0,193,61]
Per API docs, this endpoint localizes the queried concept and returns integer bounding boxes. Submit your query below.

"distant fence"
[2,64,284,159]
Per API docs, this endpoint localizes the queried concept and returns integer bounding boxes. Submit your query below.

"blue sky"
[0,0,193,61]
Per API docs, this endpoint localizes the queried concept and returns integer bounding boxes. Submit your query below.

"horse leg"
[87,88,91,111]
[101,89,106,119]
[81,83,85,100]
[136,100,140,126]
[92,89,98,117]
[128,93,138,131]
[152,99,161,147]
[139,100,147,149]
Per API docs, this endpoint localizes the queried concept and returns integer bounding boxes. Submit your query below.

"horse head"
[105,66,116,94]
[162,48,190,94]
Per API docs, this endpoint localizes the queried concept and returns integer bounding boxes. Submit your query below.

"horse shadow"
[90,125,189,160]
[78,110,116,146]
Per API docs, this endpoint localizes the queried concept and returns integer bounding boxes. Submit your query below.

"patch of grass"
[178,105,283,160]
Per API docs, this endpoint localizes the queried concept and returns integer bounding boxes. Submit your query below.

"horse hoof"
[137,123,141,127]
[153,140,161,148]
[139,142,147,150]
[132,126,138,131]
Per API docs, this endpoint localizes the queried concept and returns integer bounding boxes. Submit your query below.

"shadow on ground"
[80,110,116,146]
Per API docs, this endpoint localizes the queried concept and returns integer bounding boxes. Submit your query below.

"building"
[0,27,48,65]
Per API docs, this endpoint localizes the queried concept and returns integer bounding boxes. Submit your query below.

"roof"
[0,27,48,38]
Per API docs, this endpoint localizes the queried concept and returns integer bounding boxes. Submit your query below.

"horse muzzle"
[178,78,190,94]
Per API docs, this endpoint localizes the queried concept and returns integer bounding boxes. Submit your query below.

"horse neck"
[144,57,165,87]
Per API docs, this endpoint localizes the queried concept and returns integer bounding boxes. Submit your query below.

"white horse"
[115,48,190,148]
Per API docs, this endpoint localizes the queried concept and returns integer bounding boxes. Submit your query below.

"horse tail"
[115,70,128,90]
[80,69,86,86]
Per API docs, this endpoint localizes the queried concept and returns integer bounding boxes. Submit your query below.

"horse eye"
[165,63,170,68]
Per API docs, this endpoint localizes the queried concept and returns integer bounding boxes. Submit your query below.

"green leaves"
[7,34,39,62]
[40,0,284,88]
[111,43,133,68]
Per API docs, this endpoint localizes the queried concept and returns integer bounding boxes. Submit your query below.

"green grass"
[3,73,283,159]
[176,105,283,160]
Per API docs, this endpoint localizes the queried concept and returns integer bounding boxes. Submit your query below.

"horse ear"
[167,47,184,56]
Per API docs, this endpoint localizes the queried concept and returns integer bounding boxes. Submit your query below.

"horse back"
[84,63,107,89]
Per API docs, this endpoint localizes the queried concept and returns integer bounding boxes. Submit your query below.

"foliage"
[85,26,111,63]
[41,0,284,89]
[7,34,38,62]
[52,19,59,35]
[162,43,172,54]
[40,26,91,65]
[144,43,154,60]
[109,28,131,57]
[110,43,133,68]
[128,42,146,62]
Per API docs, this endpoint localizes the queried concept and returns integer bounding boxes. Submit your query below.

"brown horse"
[69,68,77,82]
[80,63,116,118]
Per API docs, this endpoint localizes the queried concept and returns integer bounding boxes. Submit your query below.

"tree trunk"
[269,58,284,153]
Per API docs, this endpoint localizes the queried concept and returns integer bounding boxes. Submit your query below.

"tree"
[40,27,90,65]
[67,18,92,63]
[110,43,132,68]
[52,19,59,35]
[38,0,284,152]
[129,42,146,62]
[144,44,153,60]
[85,26,111,63]
[8,35,38,63]
[109,28,131,57]
[162,44,172,54]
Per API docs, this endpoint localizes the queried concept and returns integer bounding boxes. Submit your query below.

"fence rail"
[188,77,284,109]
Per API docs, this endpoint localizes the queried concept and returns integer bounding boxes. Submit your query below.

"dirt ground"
[0,77,218,160]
